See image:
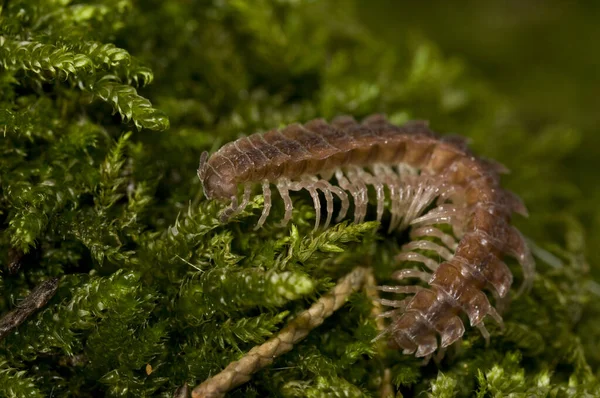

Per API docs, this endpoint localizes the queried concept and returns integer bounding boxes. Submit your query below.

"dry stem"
[0,277,60,341]
[364,269,396,398]
[192,266,368,398]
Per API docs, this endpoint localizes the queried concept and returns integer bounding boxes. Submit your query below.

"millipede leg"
[336,169,361,223]
[377,285,423,294]
[387,183,400,233]
[488,306,505,330]
[314,180,334,230]
[276,179,294,227]
[394,184,410,231]
[396,251,440,271]
[402,240,454,261]
[255,181,272,230]
[351,167,372,224]
[401,178,439,230]
[370,165,391,223]
[411,212,457,228]
[307,185,321,231]
[330,185,349,222]
[411,205,466,231]
[377,309,402,318]
[434,346,447,364]
[392,268,432,283]
[377,297,410,309]
[436,183,463,206]
[493,290,510,315]
[516,251,535,296]
[400,181,418,230]
[239,183,252,212]
[374,182,385,222]
[352,168,370,224]
[379,165,404,232]
[410,226,458,251]
[476,322,491,346]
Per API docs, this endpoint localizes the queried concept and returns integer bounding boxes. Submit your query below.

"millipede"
[198,114,535,358]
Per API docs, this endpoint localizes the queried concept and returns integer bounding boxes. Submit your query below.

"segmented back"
[198,114,534,358]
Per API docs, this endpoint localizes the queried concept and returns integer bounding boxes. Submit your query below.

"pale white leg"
[410,211,455,227]
[399,180,418,231]
[392,269,432,283]
[354,168,371,223]
[377,285,424,294]
[516,253,536,297]
[387,182,400,233]
[377,309,402,319]
[239,183,252,211]
[410,212,465,238]
[493,290,510,315]
[321,183,334,230]
[378,297,411,309]
[397,171,420,231]
[410,226,458,251]
[370,165,387,222]
[376,165,401,232]
[336,169,361,223]
[314,180,334,230]
[410,204,464,226]
[254,180,272,230]
[436,183,463,206]
[476,322,490,346]
[402,240,454,261]
[415,183,440,223]
[276,179,294,227]
[345,168,369,223]
[488,306,504,330]
[395,183,410,230]
[374,182,385,222]
[396,251,440,272]
[400,178,439,231]
[307,184,321,231]
[330,185,349,222]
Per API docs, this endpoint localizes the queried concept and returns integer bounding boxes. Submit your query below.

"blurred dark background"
[361,1,600,131]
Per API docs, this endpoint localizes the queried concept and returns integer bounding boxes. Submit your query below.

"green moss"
[0,0,598,396]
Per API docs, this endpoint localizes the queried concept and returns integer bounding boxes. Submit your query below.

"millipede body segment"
[198,114,535,358]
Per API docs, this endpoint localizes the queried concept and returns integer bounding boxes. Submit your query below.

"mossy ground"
[0,1,598,397]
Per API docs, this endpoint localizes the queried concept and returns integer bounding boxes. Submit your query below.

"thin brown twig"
[192,266,368,398]
[364,269,396,398]
[364,269,387,332]
[0,277,60,341]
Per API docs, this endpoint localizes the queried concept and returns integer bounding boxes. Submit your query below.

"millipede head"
[198,151,238,200]
[197,151,209,182]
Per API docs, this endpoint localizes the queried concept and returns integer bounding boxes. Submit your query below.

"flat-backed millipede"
[198,114,535,358]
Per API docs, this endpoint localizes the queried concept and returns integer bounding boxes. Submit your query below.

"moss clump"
[0,1,598,396]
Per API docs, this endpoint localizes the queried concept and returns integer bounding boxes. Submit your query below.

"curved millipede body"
[198,114,535,358]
